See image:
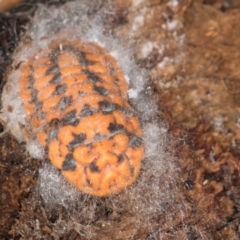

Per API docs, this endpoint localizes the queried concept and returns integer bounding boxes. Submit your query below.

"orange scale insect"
[18,38,144,197]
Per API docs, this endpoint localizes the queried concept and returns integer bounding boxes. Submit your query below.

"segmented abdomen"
[19,40,144,196]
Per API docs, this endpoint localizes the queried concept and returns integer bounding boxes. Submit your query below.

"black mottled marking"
[49,48,60,63]
[70,119,80,127]
[84,70,102,83]
[86,178,92,186]
[39,111,46,120]
[130,165,134,175]
[94,133,106,141]
[128,134,143,148]
[86,143,94,150]
[55,96,72,110]
[49,118,60,127]
[78,105,95,118]
[98,100,119,114]
[62,153,76,171]
[27,75,34,88]
[30,89,38,103]
[121,107,134,116]
[45,65,59,75]
[107,122,124,133]
[118,154,124,163]
[94,86,109,96]
[52,84,67,96]
[35,101,43,112]
[114,78,121,87]
[109,66,115,75]
[89,162,99,173]
[68,133,86,151]
[47,128,58,142]
[78,91,86,96]
[49,72,62,84]
[62,110,77,125]
[26,75,37,103]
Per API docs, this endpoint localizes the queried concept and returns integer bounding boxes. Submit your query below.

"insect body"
[18,39,144,196]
